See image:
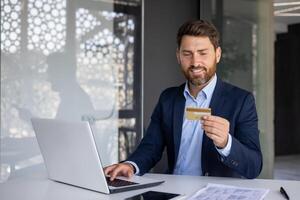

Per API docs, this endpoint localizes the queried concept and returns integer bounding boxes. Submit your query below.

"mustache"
[189,65,207,71]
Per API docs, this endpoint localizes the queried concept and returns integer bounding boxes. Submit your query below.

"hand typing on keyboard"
[104,163,135,181]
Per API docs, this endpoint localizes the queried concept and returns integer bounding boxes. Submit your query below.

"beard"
[183,63,216,87]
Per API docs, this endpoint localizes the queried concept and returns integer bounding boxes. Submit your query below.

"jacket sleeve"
[221,93,263,178]
[126,93,166,175]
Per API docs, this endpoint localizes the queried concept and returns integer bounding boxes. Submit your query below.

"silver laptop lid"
[31,118,110,194]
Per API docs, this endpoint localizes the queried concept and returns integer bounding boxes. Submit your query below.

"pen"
[280,186,289,200]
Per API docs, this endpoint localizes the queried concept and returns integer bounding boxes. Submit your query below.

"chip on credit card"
[186,107,211,120]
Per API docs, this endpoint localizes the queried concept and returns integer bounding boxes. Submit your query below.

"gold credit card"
[185,107,211,120]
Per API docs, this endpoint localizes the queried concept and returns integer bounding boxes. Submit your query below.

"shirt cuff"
[124,161,140,175]
[216,134,232,157]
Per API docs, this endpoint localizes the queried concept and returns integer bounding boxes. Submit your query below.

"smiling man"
[104,20,263,180]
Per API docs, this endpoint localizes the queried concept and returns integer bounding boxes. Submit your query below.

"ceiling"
[274,0,300,33]
[222,0,300,33]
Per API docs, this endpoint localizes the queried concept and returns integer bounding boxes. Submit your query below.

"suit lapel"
[209,78,226,116]
[202,78,227,171]
[173,84,185,164]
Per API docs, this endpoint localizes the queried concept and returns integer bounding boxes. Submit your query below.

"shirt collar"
[183,74,217,100]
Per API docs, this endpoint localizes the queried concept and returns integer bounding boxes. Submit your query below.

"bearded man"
[105,20,263,180]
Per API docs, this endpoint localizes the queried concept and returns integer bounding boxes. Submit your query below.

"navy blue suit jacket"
[127,78,263,179]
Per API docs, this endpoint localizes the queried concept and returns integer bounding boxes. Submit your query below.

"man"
[105,20,262,180]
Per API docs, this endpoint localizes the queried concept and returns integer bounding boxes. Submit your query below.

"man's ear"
[216,47,222,63]
[176,48,180,64]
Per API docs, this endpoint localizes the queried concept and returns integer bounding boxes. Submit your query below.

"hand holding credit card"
[186,107,211,120]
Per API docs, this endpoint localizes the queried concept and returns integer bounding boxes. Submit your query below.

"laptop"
[31,118,164,194]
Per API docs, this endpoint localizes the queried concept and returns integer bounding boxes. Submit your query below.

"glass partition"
[1,0,142,182]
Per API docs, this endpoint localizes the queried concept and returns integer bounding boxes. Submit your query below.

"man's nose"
[191,54,201,66]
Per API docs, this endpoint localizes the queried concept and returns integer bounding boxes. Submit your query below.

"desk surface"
[1,170,299,200]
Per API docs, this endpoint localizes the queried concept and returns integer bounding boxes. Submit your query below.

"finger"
[127,169,133,178]
[202,118,229,135]
[205,132,222,142]
[205,132,224,146]
[110,166,129,181]
[202,124,224,136]
[202,120,225,129]
[203,115,228,125]
[104,164,117,176]
[202,126,225,137]
[203,125,228,144]
[110,166,122,181]
[205,130,229,148]
[124,164,134,178]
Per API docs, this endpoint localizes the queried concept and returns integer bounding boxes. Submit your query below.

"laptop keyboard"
[106,177,138,187]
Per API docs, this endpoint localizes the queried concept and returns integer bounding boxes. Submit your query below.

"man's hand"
[104,163,134,181]
[202,115,230,148]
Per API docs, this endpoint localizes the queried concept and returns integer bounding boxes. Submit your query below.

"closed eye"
[198,50,208,56]
[182,52,192,57]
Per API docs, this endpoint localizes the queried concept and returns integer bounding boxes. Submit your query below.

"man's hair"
[176,19,220,49]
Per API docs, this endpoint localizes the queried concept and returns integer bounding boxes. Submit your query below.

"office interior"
[0,0,299,183]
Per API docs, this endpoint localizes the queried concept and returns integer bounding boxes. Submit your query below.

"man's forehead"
[182,35,211,43]
[180,36,213,47]
[180,41,213,52]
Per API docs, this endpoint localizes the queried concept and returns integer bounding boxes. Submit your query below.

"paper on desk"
[187,183,269,200]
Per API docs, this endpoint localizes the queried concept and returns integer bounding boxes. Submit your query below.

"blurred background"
[1,0,299,182]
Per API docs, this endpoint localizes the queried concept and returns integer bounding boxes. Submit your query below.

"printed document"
[188,183,269,200]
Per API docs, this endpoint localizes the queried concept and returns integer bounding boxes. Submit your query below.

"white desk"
[1,169,299,200]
